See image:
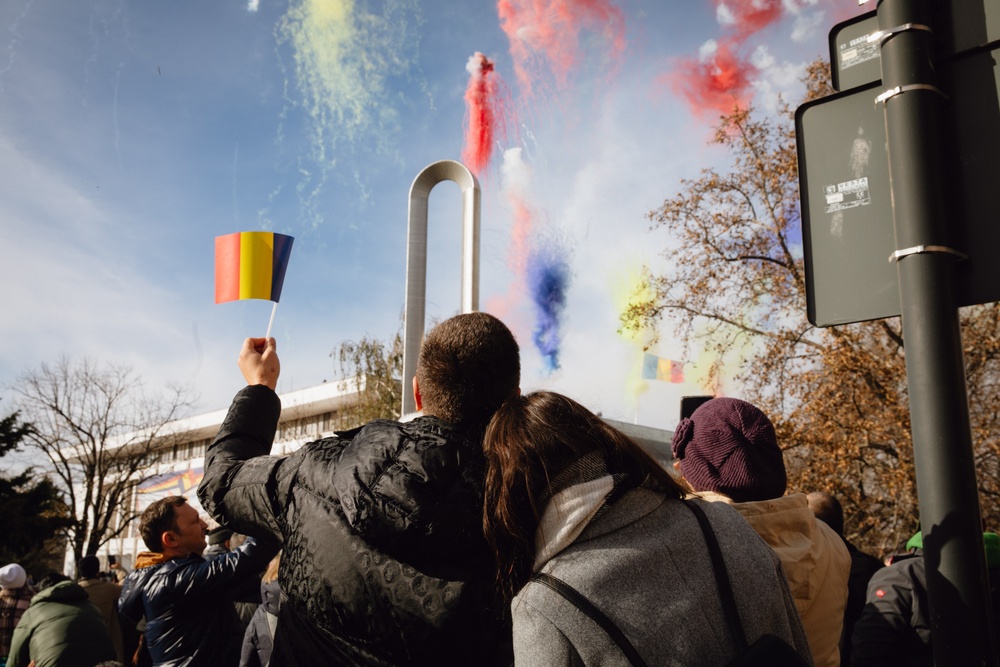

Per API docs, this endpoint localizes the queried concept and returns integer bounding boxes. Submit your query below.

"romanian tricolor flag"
[214,232,294,303]
[641,353,684,383]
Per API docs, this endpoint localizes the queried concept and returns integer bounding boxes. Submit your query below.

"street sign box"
[830,11,880,92]
[830,0,1000,93]
[797,46,1000,327]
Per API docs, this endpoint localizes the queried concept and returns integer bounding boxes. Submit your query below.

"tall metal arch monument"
[400,160,480,416]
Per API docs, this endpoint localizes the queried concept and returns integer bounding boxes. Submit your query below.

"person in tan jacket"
[77,555,124,662]
[671,397,850,667]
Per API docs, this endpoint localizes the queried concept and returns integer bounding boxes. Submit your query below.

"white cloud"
[782,0,820,12]
[751,45,777,70]
[699,39,719,61]
[749,45,808,112]
[790,10,825,43]
[716,3,736,27]
[247,0,259,12]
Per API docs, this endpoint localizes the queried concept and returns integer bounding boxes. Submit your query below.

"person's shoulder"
[342,416,459,452]
[864,556,923,609]
[688,497,780,551]
[99,579,123,593]
[154,554,205,580]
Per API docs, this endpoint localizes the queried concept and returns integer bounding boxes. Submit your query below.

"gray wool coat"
[512,488,813,666]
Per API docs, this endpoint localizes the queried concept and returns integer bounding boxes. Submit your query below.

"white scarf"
[532,475,615,571]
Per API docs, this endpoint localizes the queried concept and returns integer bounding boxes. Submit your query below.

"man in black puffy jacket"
[198,312,521,666]
[118,497,275,666]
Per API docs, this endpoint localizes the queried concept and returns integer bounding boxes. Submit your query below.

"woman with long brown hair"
[482,391,811,666]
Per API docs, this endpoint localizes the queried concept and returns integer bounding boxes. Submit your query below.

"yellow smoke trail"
[611,269,726,399]
[276,0,420,224]
[610,268,656,399]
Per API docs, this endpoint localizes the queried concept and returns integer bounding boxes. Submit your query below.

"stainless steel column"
[401,160,481,416]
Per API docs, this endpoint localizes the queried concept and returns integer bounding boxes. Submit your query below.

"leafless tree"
[12,357,193,564]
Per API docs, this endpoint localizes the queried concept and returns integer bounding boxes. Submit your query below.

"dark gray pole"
[878,0,998,664]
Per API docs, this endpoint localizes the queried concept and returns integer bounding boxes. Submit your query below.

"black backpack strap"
[683,500,749,652]
[531,572,650,667]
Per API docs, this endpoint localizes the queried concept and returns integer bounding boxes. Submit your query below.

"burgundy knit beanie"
[670,397,786,502]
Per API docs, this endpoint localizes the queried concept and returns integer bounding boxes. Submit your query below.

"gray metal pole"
[878,0,997,664]
[401,160,481,416]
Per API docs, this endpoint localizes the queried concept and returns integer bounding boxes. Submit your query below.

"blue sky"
[0,0,864,431]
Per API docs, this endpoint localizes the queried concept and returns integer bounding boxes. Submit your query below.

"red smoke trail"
[668,38,756,118]
[462,52,511,176]
[497,0,626,97]
[666,0,789,118]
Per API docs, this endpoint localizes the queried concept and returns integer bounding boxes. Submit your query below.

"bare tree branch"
[12,357,193,564]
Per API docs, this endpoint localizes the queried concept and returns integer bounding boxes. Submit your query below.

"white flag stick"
[265,301,278,341]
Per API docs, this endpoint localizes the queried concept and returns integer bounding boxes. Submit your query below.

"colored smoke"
[669,38,756,117]
[501,147,534,278]
[527,238,570,374]
[497,0,626,97]
[276,0,420,223]
[492,147,571,374]
[668,0,790,117]
[462,53,510,176]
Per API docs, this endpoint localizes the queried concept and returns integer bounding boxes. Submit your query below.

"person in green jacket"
[7,573,115,667]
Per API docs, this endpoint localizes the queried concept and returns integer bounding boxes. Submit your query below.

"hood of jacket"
[700,490,849,667]
[31,580,89,605]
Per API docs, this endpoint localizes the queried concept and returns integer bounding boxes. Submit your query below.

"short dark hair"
[139,496,188,552]
[807,491,844,536]
[78,555,100,579]
[415,312,520,426]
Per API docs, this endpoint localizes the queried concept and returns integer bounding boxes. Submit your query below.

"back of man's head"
[78,555,101,580]
[139,496,187,552]
[416,312,520,427]
[807,491,845,536]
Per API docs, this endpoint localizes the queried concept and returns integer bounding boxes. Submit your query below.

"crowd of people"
[0,312,994,666]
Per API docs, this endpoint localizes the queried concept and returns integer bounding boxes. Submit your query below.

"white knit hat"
[0,563,26,589]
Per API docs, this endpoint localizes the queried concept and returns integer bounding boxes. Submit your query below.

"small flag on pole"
[641,353,684,383]
[214,232,294,303]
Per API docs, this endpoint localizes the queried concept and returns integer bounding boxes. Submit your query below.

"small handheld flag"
[214,231,294,303]
[641,352,684,383]
[215,231,294,339]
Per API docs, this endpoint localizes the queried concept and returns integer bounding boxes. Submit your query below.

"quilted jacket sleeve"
[198,384,295,545]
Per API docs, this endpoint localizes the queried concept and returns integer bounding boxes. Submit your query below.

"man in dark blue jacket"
[198,312,521,666]
[119,496,273,666]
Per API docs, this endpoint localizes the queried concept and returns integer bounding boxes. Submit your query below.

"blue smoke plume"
[526,240,570,374]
